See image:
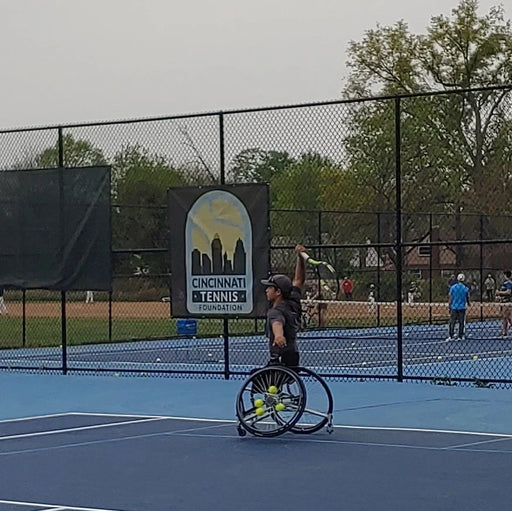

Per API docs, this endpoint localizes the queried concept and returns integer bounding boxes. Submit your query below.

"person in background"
[484,273,496,302]
[447,273,470,341]
[85,290,94,304]
[496,270,512,338]
[0,287,7,315]
[341,276,354,300]
[408,281,420,304]
[469,280,479,301]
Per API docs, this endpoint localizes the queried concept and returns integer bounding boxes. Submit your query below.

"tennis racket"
[300,251,339,300]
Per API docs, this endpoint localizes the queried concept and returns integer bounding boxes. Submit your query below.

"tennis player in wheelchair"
[260,244,306,368]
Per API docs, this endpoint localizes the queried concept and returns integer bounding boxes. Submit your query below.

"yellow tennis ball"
[437,356,442,361]
[275,403,285,412]
[473,355,478,361]
[254,398,264,408]
[268,385,278,394]
[255,407,265,416]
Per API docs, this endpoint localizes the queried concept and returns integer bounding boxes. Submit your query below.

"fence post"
[58,127,67,375]
[22,289,26,348]
[377,212,381,326]
[219,112,230,379]
[429,213,433,324]
[480,214,484,321]
[394,98,403,383]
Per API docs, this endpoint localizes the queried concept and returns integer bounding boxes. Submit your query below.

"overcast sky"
[1,0,508,129]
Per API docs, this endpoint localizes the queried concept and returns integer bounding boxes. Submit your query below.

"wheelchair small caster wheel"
[237,425,247,437]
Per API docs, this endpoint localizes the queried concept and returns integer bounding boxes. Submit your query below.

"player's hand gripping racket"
[300,251,339,300]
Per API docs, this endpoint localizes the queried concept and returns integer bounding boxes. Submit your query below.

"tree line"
[6,0,512,276]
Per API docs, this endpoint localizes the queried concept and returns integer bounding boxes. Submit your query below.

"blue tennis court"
[1,319,512,381]
[1,372,512,511]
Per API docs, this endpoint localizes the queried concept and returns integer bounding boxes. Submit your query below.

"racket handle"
[299,251,310,262]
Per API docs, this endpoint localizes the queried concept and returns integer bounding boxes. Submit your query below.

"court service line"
[0,421,235,457]
[73,413,512,438]
[165,431,512,454]
[443,436,512,450]
[332,424,512,438]
[0,413,75,424]
[72,413,512,438]
[0,500,122,511]
[0,417,166,441]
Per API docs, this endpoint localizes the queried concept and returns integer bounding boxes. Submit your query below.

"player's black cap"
[261,274,292,297]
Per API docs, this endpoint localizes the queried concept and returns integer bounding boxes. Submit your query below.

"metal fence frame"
[1,85,512,385]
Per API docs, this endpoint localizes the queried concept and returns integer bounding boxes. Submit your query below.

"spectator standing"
[0,287,7,315]
[341,277,354,300]
[484,273,496,302]
[408,281,420,304]
[85,291,94,304]
[496,270,512,338]
[447,273,470,341]
[469,280,479,300]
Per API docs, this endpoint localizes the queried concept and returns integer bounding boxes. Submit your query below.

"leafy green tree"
[112,145,187,274]
[270,152,337,241]
[341,0,512,263]
[229,148,295,185]
[35,133,106,167]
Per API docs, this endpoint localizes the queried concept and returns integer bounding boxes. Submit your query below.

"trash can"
[177,319,197,336]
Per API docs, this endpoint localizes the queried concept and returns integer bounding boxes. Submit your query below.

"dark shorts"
[268,346,300,368]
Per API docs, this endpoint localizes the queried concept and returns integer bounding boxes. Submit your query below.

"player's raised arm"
[293,245,307,289]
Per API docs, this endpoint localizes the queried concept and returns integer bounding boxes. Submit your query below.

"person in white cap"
[447,273,470,341]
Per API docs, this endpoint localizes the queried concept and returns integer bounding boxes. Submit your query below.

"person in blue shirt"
[496,270,512,338]
[447,273,470,341]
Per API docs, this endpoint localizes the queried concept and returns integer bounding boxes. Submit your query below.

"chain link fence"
[0,85,512,386]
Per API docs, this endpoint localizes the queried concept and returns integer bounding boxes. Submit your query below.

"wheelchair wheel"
[236,366,306,437]
[289,367,333,435]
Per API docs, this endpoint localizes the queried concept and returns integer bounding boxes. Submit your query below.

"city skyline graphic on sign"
[185,189,253,314]
[191,234,246,275]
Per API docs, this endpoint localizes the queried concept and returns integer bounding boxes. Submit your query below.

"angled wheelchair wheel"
[236,366,306,437]
[289,367,334,435]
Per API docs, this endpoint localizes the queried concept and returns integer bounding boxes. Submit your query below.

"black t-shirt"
[266,286,302,353]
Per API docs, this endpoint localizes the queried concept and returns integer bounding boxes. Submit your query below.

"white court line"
[165,431,512,454]
[0,417,167,441]
[332,424,512,438]
[5,412,512,443]
[0,500,122,511]
[0,413,75,424]
[63,412,512,439]
[71,412,235,423]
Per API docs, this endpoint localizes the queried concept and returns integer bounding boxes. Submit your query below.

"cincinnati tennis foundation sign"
[168,184,270,318]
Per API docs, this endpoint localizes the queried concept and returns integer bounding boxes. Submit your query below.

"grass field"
[0,316,265,349]
[0,300,504,349]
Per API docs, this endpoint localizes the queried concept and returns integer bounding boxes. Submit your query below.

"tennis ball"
[437,356,442,361]
[254,398,264,408]
[268,385,278,394]
[255,407,265,416]
[156,358,161,362]
[275,403,285,412]
[114,373,120,377]
[473,355,478,361]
